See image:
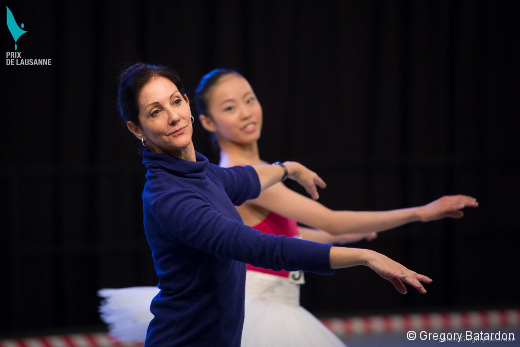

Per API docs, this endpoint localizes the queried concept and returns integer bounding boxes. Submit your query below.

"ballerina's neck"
[219,142,262,167]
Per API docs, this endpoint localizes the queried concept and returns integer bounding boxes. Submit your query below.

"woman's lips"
[170,125,187,136]
[242,122,256,133]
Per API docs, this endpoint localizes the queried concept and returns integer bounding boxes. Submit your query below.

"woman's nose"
[167,109,181,124]
[240,105,252,120]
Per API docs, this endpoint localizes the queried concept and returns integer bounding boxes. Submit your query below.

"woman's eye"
[151,109,160,117]
[224,106,235,112]
[247,97,255,104]
[173,98,182,106]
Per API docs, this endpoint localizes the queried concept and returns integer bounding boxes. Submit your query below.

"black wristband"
[273,161,288,181]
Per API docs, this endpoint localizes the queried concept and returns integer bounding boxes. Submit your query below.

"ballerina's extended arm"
[245,176,477,243]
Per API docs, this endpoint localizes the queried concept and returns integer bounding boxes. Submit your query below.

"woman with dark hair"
[98,63,433,347]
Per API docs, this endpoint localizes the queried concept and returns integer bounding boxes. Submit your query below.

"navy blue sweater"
[141,150,333,346]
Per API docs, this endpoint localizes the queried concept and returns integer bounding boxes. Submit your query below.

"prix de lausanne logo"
[5,6,51,66]
[6,6,27,50]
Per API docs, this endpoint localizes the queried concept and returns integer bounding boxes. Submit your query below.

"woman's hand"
[329,247,432,294]
[284,161,326,200]
[363,249,432,294]
[417,195,478,222]
[253,162,326,196]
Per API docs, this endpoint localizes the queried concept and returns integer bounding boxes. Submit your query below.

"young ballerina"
[194,69,478,347]
[101,63,432,347]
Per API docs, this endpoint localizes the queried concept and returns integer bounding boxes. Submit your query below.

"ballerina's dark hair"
[117,63,187,126]
[194,68,243,117]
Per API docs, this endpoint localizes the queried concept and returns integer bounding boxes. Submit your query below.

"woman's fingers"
[420,195,478,221]
[446,195,478,210]
[305,184,319,200]
[398,270,432,294]
[367,251,432,294]
[445,211,464,219]
[414,273,433,283]
[388,277,407,294]
[459,195,478,208]
[306,175,326,199]
[366,232,378,241]
[301,173,325,200]
[402,275,428,294]
[286,162,325,200]
[315,176,327,189]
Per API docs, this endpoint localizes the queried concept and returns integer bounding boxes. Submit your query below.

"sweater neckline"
[142,149,209,179]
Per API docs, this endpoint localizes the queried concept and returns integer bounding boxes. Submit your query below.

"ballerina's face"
[203,74,263,145]
[132,76,194,158]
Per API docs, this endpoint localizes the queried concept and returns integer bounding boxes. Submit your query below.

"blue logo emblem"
[6,6,27,50]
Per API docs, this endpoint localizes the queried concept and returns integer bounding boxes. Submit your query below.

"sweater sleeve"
[211,165,261,206]
[154,189,333,275]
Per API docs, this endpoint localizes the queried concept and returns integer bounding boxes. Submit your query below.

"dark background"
[2,0,519,338]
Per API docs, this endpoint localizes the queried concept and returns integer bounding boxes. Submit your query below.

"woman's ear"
[184,94,190,105]
[199,114,216,133]
[127,121,144,140]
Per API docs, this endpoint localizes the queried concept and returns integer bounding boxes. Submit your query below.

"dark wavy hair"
[117,63,187,126]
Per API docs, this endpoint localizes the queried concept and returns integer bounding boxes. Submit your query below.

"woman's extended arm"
[249,182,477,235]
[252,161,326,200]
[155,189,431,294]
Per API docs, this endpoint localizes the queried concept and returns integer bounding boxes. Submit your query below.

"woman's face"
[132,76,193,158]
[204,74,263,145]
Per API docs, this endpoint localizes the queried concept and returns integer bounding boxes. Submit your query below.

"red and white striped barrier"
[322,309,520,336]
[1,309,518,346]
[0,333,142,347]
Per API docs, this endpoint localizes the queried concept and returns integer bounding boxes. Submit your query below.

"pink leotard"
[246,211,300,278]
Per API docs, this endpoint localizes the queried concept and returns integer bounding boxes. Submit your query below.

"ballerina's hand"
[340,232,378,244]
[417,195,478,222]
[364,232,378,241]
[284,161,327,200]
[364,250,432,294]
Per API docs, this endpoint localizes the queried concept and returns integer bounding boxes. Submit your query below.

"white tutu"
[98,286,158,342]
[242,271,346,347]
[97,273,346,346]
